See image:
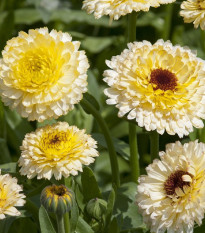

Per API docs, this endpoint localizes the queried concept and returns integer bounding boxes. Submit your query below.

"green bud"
[86,198,107,220]
[40,184,73,215]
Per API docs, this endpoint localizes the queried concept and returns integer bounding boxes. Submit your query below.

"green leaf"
[0,100,6,139]
[104,188,116,232]
[108,217,119,233]
[70,199,79,232]
[76,217,94,233]
[81,93,100,115]
[15,9,41,24]
[82,37,114,54]
[81,167,102,202]
[50,9,122,27]
[39,206,56,233]
[0,138,11,163]
[0,162,16,173]
[93,133,130,160]
[114,182,147,231]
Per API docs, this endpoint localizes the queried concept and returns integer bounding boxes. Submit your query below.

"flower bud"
[86,198,107,220]
[40,184,73,215]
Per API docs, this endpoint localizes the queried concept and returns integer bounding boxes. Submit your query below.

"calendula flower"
[19,122,99,180]
[180,0,205,30]
[0,170,25,219]
[41,184,73,215]
[0,28,89,122]
[103,40,205,137]
[82,0,176,20]
[136,140,205,233]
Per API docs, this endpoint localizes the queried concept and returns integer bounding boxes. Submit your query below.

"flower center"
[0,186,7,209]
[13,48,64,92]
[40,129,83,160]
[50,185,66,197]
[150,68,177,91]
[164,170,191,196]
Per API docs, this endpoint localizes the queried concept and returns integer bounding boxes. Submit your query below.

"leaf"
[70,199,79,232]
[84,93,100,111]
[82,37,114,53]
[104,188,116,232]
[0,138,11,163]
[81,167,102,202]
[15,9,41,24]
[108,217,120,233]
[0,162,16,173]
[39,206,56,233]
[93,133,130,160]
[76,217,94,233]
[113,182,147,231]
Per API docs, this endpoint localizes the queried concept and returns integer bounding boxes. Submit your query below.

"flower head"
[82,0,176,20]
[41,184,73,215]
[0,28,89,122]
[180,0,205,30]
[0,170,25,219]
[103,40,205,137]
[136,140,205,233]
[19,122,99,180]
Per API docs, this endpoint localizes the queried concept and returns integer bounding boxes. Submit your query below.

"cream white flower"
[82,0,176,20]
[103,40,205,137]
[0,170,25,219]
[180,0,205,30]
[0,27,89,122]
[136,140,205,233]
[18,122,99,180]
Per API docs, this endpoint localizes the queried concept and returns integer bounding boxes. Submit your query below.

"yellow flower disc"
[136,140,205,233]
[19,122,99,180]
[103,40,205,137]
[0,170,25,219]
[180,0,205,30]
[0,28,89,122]
[82,0,176,20]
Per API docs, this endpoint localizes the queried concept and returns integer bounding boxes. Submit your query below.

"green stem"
[80,99,120,188]
[129,123,140,183]
[56,214,65,233]
[149,131,159,161]
[64,213,70,233]
[128,12,137,42]
[127,12,140,183]
[162,4,173,40]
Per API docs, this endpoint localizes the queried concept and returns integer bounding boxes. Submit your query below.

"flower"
[180,0,205,30]
[40,184,73,215]
[103,40,205,137]
[136,140,205,233]
[82,0,176,20]
[18,122,99,180]
[0,170,25,219]
[0,27,89,122]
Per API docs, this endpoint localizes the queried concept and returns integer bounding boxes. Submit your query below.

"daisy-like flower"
[136,140,205,233]
[103,40,205,137]
[82,0,176,20]
[180,0,205,30]
[0,170,25,219]
[0,28,89,122]
[18,122,99,180]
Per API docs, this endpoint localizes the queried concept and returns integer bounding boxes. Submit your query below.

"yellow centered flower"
[0,27,89,122]
[0,170,25,219]
[82,0,176,20]
[103,40,205,137]
[18,122,99,180]
[180,0,205,30]
[41,184,73,215]
[136,140,205,233]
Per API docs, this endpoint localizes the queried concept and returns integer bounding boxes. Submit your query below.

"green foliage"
[39,206,56,233]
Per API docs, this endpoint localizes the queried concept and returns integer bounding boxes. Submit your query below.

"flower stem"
[56,214,65,233]
[129,123,140,183]
[80,98,120,188]
[64,213,70,233]
[149,131,159,161]
[127,12,140,183]
[162,4,173,40]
